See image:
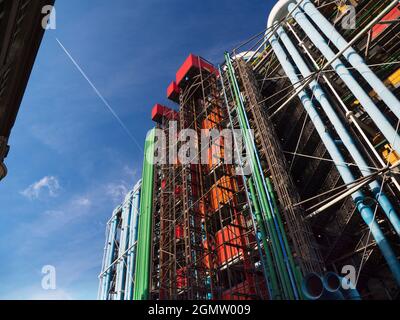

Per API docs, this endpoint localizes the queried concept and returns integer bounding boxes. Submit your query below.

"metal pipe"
[301,273,324,300]
[225,54,300,299]
[101,211,118,300]
[124,181,141,300]
[269,0,400,123]
[115,193,132,300]
[302,272,346,300]
[297,0,400,120]
[268,31,400,286]
[339,277,362,300]
[265,177,304,294]
[277,25,400,237]
[133,130,156,300]
[225,56,292,299]
[306,174,374,219]
[286,22,400,194]
[248,178,279,298]
[219,66,273,299]
[288,3,400,155]
[321,272,344,300]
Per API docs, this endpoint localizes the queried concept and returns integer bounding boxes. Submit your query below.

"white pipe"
[297,0,400,120]
[268,1,400,118]
[267,0,296,28]
[286,22,400,193]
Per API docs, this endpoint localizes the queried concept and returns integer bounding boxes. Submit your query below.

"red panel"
[175,224,184,239]
[215,222,243,264]
[176,267,187,289]
[167,81,180,103]
[202,240,212,269]
[372,5,400,40]
[176,54,218,87]
[151,104,178,123]
[174,185,182,195]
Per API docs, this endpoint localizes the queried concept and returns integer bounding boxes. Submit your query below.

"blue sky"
[0,0,273,300]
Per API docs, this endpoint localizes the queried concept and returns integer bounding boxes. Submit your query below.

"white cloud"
[105,182,129,203]
[123,165,138,179]
[73,197,91,207]
[21,176,61,200]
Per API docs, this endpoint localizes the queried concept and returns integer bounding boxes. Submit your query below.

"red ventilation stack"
[167,81,180,103]
[176,53,218,88]
[151,104,178,123]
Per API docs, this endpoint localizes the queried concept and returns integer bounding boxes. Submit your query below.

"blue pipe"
[269,30,400,286]
[288,3,400,155]
[125,183,141,300]
[302,272,347,300]
[297,0,400,120]
[301,273,324,300]
[102,211,119,300]
[339,276,362,300]
[116,192,134,300]
[277,26,400,237]
[323,272,362,300]
[321,272,344,300]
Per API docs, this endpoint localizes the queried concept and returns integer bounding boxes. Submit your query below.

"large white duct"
[267,0,295,28]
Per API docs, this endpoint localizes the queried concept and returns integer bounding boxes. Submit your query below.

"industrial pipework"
[267,0,400,286]
[98,181,142,300]
[287,2,400,155]
[134,129,156,300]
[276,25,400,237]
[225,52,302,300]
[124,181,141,300]
[297,0,400,120]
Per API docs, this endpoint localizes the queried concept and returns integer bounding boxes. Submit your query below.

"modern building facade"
[100,0,400,300]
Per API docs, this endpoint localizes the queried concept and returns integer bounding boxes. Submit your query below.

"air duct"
[101,211,119,300]
[302,273,324,300]
[288,2,400,155]
[268,29,400,286]
[296,0,400,120]
[322,272,344,300]
[276,25,400,237]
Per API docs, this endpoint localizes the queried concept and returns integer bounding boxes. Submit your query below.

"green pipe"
[295,266,305,300]
[224,53,295,299]
[248,178,280,299]
[265,177,303,294]
[253,162,294,299]
[265,178,297,274]
[225,60,289,298]
[225,55,292,299]
[133,129,156,300]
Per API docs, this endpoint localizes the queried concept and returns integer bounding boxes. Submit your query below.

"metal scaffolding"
[99,0,400,300]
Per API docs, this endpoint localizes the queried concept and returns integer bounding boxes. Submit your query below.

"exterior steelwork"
[98,181,141,300]
[100,0,400,300]
[268,26,400,286]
